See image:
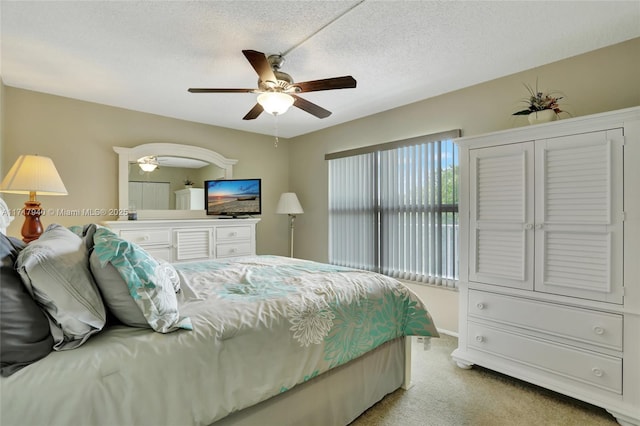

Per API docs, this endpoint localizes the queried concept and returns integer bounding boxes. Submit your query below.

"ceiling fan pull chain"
[273,114,279,148]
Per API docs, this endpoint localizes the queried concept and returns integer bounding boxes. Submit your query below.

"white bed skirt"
[213,337,407,426]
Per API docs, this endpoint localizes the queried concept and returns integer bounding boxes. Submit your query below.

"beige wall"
[1,89,294,256]
[287,37,640,335]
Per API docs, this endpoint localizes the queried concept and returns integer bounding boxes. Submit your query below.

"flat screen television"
[204,178,262,217]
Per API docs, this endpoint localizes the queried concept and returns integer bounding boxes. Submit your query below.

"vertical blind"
[328,153,377,271]
[327,131,460,288]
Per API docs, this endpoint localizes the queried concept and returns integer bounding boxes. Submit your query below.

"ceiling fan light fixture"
[137,156,158,172]
[257,92,294,116]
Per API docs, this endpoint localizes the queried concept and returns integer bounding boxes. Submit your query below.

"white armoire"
[175,188,204,210]
[452,107,640,425]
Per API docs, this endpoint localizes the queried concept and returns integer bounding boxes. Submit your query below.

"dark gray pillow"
[0,234,53,377]
[69,223,98,252]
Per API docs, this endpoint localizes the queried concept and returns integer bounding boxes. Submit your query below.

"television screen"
[204,178,262,217]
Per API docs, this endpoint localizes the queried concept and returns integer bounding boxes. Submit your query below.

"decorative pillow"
[92,227,191,333]
[0,234,54,376]
[89,250,148,328]
[16,224,106,350]
[158,258,181,293]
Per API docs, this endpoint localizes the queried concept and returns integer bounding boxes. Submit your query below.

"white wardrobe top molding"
[113,143,238,221]
[455,106,640,149]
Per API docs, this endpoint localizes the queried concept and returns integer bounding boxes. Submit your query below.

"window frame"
[326,129,461,288]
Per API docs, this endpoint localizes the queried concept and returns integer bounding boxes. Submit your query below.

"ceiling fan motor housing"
[258,54,296,92]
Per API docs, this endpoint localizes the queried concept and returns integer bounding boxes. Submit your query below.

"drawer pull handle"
[592,368,604,377]
[230,232,237,237]
[592,326,604,335]
[475,335,484,343]
[476,302,485,310]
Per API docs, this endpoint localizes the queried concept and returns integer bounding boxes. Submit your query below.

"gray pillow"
[0,234,53,376]
[16,224,106,350]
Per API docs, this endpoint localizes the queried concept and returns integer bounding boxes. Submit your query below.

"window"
[327,130,461,288]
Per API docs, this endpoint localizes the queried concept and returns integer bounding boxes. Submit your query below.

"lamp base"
[21,200,44,243]
[289,214,296,258]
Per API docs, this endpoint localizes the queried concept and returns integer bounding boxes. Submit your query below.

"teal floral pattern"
[323,298,379,367]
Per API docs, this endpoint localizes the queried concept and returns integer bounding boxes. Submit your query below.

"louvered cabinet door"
[534,129,624,303]
[173,228,213,261]
[469,142,535,290]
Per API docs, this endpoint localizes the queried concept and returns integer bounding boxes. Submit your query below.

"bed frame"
[214,337,412,425]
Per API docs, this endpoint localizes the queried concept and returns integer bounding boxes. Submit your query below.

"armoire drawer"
[216,242,252,258]
[216,226,251,241]
[119,228,171,247]
[468,290,623,351]
[467,321,622,394]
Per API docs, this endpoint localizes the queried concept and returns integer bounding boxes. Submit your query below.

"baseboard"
[436,328,458,338]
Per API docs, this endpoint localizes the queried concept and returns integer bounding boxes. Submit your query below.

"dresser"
[452,107,640,426]
[103,218,259,263]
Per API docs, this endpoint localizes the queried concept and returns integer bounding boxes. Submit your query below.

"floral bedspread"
[176,255,439,377]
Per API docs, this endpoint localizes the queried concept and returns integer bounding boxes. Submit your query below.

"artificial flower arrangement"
[184,178,194,186]
[513,80,565,116]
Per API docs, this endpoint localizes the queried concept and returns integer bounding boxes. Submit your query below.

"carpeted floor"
[350,334,618,426]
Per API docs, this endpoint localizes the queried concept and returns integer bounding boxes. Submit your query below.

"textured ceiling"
[1,1,639,138]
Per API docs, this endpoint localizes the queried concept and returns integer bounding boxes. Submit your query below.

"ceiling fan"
[188,50,357,120]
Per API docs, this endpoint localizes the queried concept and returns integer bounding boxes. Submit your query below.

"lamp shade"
[0,155,67,196]
[257,92,295,116]
[276,192,304,215]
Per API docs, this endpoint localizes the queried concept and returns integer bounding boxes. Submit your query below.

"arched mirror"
[114,143,238,220]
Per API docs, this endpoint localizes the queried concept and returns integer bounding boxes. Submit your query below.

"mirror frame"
[114,143,238,220]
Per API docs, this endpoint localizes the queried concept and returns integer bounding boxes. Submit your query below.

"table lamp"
[0,155,68,243]
[276,192,303,258]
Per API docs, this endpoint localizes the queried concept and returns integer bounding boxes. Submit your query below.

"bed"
[0,224,438,426]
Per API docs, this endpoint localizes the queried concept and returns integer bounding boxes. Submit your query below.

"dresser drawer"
[144,247,172,262]
[469,290,623,351]
[216,226,251,241]
[119,229,171,246]
[467,321,622,394]
[216,242,252,258]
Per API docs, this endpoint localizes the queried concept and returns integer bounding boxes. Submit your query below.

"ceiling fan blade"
[242,50,278,84]
[188,88,255,93]
[243,103,264,120]
[293,76,357,93]
[292,95,331,119]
